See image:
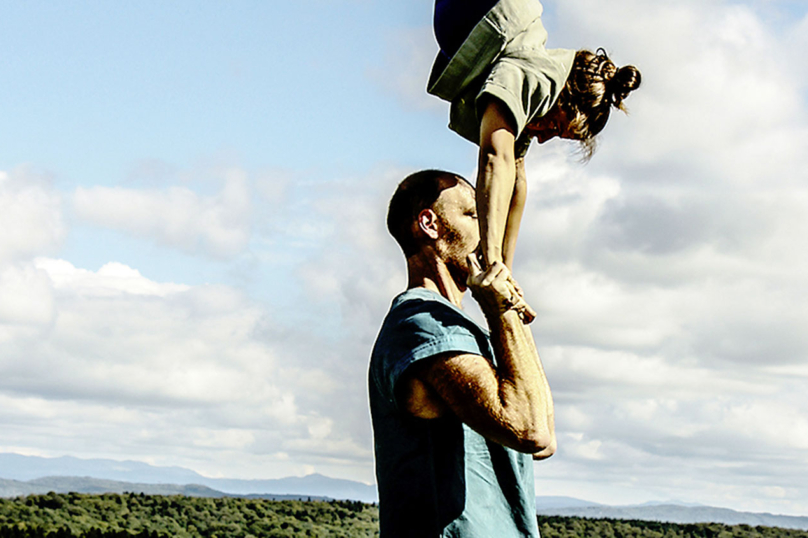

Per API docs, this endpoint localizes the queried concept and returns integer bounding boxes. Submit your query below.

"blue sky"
[2,1,459,177]
[2,0,808,518]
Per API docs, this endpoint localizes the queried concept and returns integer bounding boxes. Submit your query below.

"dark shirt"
[434,0,499,57]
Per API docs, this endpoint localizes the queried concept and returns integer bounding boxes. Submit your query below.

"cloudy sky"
[2,0,807,517]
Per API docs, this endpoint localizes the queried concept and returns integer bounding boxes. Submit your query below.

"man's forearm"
[457,257,554,454]
[523,324,555,458]
[486,309,554,452]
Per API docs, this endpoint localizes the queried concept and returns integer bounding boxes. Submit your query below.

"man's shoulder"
[389,287,454,315]
[380,288,483,339]
[371,287,490,375]
[370,288,490,406]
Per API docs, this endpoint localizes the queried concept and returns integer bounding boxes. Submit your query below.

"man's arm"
[522,323,556,460]
[404,259,555,455]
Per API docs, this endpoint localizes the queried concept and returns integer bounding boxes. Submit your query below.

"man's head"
[387,170,479,282]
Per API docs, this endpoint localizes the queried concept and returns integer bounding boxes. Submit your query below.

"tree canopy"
[2,493,806,538]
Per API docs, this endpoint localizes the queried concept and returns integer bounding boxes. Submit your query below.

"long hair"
[557,48,642,159]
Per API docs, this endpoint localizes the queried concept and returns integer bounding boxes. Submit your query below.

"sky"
[1,0,808,517]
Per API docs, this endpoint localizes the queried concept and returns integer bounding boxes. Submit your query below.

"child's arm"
[478,99,528,272]
[503,156,527,271]
[478,99,536,323]
[477,98,517,268]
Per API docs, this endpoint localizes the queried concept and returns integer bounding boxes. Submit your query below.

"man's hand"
[466,255,515,317]
[466,254,536,322]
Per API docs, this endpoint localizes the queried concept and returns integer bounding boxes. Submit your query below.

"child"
[428,0,641,320]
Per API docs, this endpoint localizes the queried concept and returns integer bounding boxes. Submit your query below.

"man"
[369,169,556,537]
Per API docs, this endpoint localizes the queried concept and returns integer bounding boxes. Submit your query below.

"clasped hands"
[466,254,536,323]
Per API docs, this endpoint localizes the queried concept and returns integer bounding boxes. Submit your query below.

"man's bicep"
[421,352,507,439]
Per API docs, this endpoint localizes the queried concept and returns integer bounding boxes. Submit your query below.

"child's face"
[523,105,576,144]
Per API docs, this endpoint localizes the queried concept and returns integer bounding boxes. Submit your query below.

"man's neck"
[406,255,466,308]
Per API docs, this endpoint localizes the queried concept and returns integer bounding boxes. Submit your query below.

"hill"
[0,477,328,502]
[537,502,808,531]
[0,454,376,502]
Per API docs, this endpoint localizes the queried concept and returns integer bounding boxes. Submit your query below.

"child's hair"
[557,48,642,158]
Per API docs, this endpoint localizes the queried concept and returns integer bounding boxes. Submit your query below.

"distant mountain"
[0,476,329,501]
[204,474,377,502]
[0,453,207,484]
[0,453,377,502]
[535,496,602,510]
[0,477,225,498]
[634,499,706,508]
[536,503,808,531]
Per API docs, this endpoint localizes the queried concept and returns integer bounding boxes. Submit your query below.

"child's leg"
[477,98,517,268]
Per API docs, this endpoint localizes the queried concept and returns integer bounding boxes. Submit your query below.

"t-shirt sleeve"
[371,299,486,410]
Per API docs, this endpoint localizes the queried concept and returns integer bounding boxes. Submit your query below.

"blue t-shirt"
[369,288,539,537]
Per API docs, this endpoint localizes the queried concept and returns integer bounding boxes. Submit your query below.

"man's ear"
[417,208,440,240]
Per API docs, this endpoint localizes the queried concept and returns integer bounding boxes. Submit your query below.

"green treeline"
[538,515,808,538]
[0,492,377,537]
[2,493,807,538]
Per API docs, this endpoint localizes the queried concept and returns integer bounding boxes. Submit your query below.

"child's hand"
[505,274,536,324]
[466,256,516,316]
[467,255,536,323]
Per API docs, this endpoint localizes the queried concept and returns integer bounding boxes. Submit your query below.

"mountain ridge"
[0,453,376,501]
[0,476,332,502]
[537,503,808,531]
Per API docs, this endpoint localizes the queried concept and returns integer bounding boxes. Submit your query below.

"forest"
[1,493,806,538]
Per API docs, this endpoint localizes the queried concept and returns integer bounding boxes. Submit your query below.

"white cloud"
[73,168,252,258]
[0,168,65,263]
[38,258,189,297]
[554,0,808,185]
[0,264,55,327]
[0,257,370,480]
[0,168,64,344]
[298,168,409,334]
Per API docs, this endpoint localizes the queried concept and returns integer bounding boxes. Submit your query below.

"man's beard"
[443,232,479,289]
